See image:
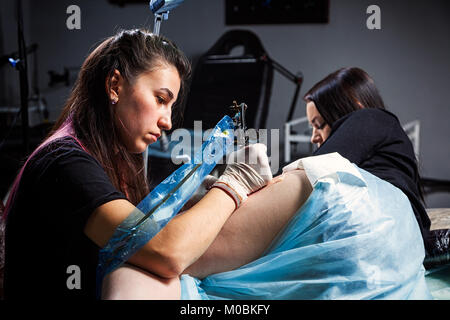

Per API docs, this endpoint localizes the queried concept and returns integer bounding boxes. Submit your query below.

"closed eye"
[316,122,326,130]
[156,88,175,105]
[308,122,325,131]
[156,96,166,104]
[310,119,326,130]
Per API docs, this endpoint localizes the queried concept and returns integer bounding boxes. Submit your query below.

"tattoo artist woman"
[290,67,449,268]
[2,29,274,299]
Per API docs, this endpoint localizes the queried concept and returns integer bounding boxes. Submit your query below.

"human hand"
[212,143,273,208]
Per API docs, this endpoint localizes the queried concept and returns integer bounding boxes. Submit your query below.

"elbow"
[161,246,193,277]
[135,245,191,279]
[152,234,199,277]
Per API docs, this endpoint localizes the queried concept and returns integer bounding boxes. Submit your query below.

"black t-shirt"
[4,137,126,299]
[314,108,433,253]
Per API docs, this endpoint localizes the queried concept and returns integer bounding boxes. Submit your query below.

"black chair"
[182,30,274,130]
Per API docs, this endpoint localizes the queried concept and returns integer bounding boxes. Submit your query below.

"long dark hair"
[49,29,191,205]
[304,67,385,126]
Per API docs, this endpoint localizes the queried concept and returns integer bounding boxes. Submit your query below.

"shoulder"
[36,136,92,161]
[334,108,399,128]
[24,136,126,209]
[330,108,402,137]
[21,137,108,190]
[28,137,99,173]
[354,108,399,122]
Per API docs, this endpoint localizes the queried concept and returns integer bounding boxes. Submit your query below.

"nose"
[158,108,172,131]
[310,128,322,146]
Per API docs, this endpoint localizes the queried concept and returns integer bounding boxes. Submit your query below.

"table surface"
[427,208,450,230]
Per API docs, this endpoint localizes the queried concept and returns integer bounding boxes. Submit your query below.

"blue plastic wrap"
[180,153,432,300]
[96,115,235,293]
[425,264,450,300]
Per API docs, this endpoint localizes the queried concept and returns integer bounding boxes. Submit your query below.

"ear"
[105,69,122,103]
[355,99,365,109]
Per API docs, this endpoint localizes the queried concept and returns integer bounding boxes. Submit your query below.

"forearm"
[129,187,236,277]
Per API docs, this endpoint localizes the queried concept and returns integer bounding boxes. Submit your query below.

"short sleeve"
[40,139,127,228]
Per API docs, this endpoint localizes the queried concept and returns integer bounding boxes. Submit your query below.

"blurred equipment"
[0,1,54,203]
[182,29,303,131]
[8,0,30,153]
[284,116,313,162]
[1,0,50,154]
[149,0,185,35]
[230,100,249,147]
[47,67,79,87]
[150,0,185,14]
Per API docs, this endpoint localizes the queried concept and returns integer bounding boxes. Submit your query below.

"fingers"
[226,143,266,164]
[226,143,272,180]
[256,147,272,182]
[213,143,273,209]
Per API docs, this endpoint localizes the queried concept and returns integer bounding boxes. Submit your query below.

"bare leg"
[184,169,312,279]
[101,263,181,300]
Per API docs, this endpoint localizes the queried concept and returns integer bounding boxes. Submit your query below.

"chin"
[135,146,148,154]
[127,138,156,154]
[127,143,147,154]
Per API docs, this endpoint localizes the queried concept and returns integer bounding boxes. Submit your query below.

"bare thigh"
[184,169,312,279]
[101,263,181,300]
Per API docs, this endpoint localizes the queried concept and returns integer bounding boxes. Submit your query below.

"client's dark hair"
[303,67,385,126]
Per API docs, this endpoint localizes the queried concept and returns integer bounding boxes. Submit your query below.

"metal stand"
[263,56,303,123]
[144,11,171,178]
[261,56,305,163]
[16,0,30,154]
[153,12,168,36]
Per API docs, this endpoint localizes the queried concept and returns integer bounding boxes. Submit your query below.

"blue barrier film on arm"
[96,115,235,295]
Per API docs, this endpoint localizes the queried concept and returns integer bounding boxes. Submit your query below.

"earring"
[111,98,118,105]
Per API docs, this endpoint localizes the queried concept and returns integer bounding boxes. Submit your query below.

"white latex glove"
[212,143,273,208]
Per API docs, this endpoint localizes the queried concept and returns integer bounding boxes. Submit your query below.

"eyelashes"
[156,96,166,104]
[309,121,326,130]
[316,122,326,130]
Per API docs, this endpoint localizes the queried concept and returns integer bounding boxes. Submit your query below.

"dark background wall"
[1,0,449,207]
